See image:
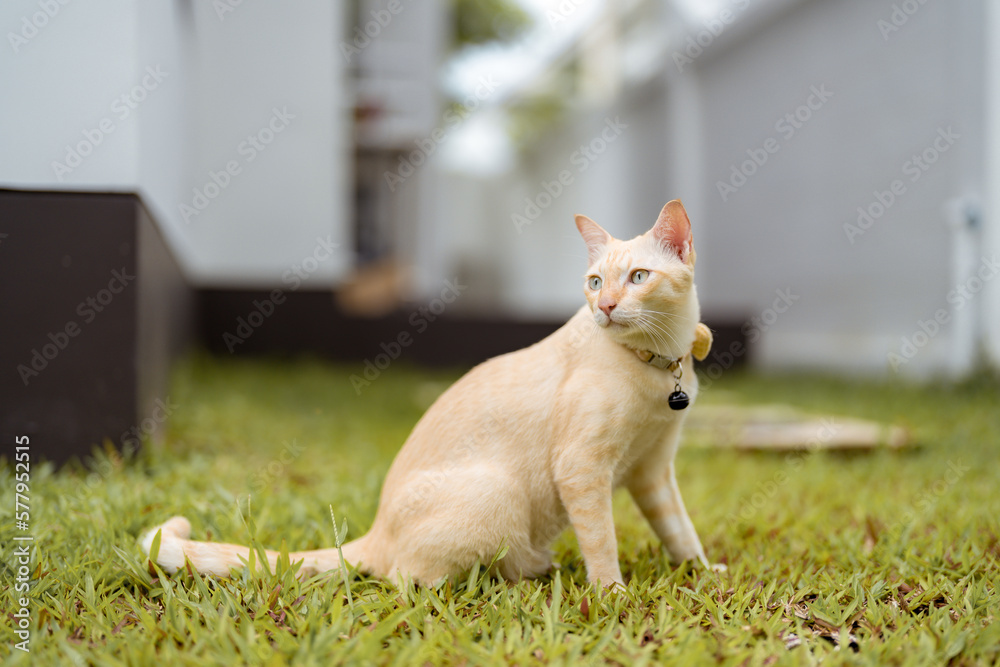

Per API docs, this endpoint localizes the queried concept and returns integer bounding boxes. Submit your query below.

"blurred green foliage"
[451,0,533,48]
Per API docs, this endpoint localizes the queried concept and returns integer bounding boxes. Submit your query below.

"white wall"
[182,0,352,287]
[0,0,141,188]
[692,0,985,376]
[501,106,645,319]
[134,0,197,265]
[0,0,353,288]
[985,0,1000,369]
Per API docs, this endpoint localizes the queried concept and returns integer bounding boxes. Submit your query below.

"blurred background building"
[2,0,998,383]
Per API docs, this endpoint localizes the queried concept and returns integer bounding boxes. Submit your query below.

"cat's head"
[575,200,699,358]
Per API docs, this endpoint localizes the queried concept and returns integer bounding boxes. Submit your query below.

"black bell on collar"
[668,389,689,410]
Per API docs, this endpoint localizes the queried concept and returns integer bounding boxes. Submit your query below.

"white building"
[2,0,998,378]
[432,0,999,378]
[0,0,446,287]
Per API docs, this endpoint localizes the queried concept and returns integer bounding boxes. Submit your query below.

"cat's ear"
[575,214,612,265]
[651,200,694,265]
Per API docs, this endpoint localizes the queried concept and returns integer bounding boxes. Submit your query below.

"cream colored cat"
[143,200,717,588]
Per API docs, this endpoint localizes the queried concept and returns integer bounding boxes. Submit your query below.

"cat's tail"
[140,516,370,579]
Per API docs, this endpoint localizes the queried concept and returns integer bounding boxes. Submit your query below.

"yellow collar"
[631,322,714,369]
[631,348,683,371]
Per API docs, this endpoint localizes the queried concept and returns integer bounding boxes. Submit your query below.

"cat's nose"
[599,299,617,317]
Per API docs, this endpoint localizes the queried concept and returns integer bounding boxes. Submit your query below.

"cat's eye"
[630,269,649,284]
[588,276,602,290]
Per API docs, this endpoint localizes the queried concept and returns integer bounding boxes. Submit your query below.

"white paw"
[589,573,626,592]
[595,580,626,595]
[697,554,727,572]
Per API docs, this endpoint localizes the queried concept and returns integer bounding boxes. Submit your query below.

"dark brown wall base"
[198,289,748,371]
[0,189,191,465]
[198,290,564,367]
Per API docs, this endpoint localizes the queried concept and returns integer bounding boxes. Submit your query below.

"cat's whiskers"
[636,315,685,357]
[633,318,673,357]
[642,314,684,343]
[606,308,676,355]
[635,325,667,356]
[640,308,697,323]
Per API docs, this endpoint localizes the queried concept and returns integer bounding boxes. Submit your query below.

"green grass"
[1,355,999,665]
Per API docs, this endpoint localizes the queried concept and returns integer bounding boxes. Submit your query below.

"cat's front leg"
[627,463,709,567]
[554,463,624,588]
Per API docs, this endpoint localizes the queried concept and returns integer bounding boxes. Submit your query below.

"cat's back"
[421,313,583,418]
[386,309,593,468]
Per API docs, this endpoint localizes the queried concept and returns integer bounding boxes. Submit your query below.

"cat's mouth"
[595,310,631,329]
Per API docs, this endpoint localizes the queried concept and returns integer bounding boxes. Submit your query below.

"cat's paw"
[588,573,626,593]
[697,554,727,572]
[594,580,626,597]
[606,580,627,593]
